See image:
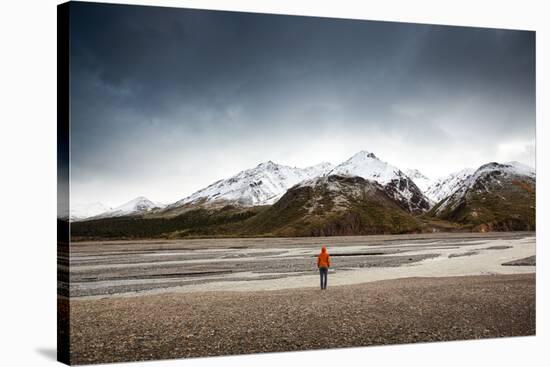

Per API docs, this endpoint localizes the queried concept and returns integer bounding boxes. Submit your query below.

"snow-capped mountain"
[93,196,163,219]
[244,174,423,236]
[425,168,475,203]
[166,151,431,213]
[70,157,537,238]
[300,162,335,178]
[328,151,431,213]
[329,151,401,184]
[167,161,335,210]
[70,202,111,221]
[434,161,535,218]
[404,169,432,193]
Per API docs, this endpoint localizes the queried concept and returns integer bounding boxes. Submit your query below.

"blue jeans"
[319,267,328,289]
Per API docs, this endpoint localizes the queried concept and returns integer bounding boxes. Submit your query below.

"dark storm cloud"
[69,2,535,205]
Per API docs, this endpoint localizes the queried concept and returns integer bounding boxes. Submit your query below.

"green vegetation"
[430,178,535,231]
[236,177,425,237]
[71,206,263,240]
[71,176,535,241]
[72,177,424,240]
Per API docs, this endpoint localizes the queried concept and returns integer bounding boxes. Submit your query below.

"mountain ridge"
[70,154,535,236]
[90,196,164,219]
[430,161,535,231]
[162,150,432,216]
[327,151,431,213]
[237,174,425,237]
[160,161,335,216]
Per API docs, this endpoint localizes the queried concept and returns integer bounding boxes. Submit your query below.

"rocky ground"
[68,273,535,365]
[64,232,534,298]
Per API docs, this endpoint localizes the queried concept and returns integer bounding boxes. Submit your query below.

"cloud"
[68,2,536,206]
[496,140,536,167]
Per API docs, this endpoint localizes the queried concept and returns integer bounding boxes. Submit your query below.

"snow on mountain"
[425,168,475,203]
[329,151,401,184]
[500,161,536,178]
[70,202,111,221]
[258,174,423,236]
[404,168,432,193]
[435,161,535,214]
[94,196,163,218]
[169,161,335,209]
[166,152,430,213]
[300,162,335,178]
[328,151,431,213]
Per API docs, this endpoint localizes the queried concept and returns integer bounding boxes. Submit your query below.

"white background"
[0,0,547,365]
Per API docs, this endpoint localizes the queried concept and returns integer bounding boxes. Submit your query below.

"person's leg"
[319,268,323,289]
[325,268,328,289]
[321,267,327,289]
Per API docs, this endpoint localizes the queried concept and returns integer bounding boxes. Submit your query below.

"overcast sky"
[69,2,535,207]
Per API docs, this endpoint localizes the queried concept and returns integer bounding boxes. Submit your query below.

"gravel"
[68,273,535,365]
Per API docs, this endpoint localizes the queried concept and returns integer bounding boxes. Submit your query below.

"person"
[317,246,330,290]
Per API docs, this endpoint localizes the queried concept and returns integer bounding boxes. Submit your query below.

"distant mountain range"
[163,161,334,213]
[70,202,112,221]
[90,196,164,219]
[70,151,536,239]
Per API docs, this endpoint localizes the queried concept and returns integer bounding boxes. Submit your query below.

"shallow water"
[65,232,535,299]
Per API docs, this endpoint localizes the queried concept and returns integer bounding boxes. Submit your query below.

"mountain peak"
[476,161,535,178]
[477,162,501,170]
[90,196,161,219]
[168,151,431,213]
[330,151,396,184]
[114,196,157,211]
[432,161,536,230]
[255,160,280,170]
[132,196,150,203]
[433,160,536,215]
[350,150,378,160]
[328,152,430,213]
[169,160,335,210]
[258,160,275,166]
[262,173,423,236]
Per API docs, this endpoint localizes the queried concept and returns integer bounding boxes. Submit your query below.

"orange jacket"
[317,246,330,268]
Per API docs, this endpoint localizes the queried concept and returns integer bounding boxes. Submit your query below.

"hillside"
[162,161,334,214]
[430,162,535,231]
[328,151,431,213]
[72,175,425,239]
[70,158,536,240]
[239,175,425,236]
[425,168,475,203]
[71,205,264,239]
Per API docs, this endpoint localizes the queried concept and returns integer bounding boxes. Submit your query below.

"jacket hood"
[321,246,327,253]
